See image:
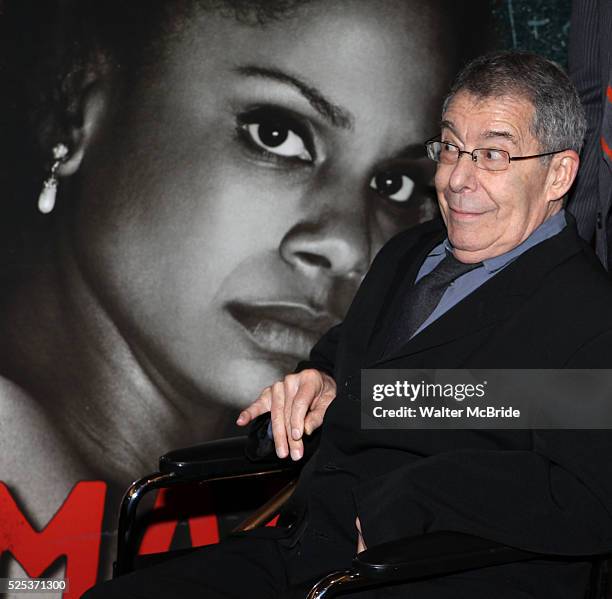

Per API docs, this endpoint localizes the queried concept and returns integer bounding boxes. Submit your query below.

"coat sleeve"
[294,323,342,379]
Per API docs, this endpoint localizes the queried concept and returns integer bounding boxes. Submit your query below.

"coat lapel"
[364,228,444,364]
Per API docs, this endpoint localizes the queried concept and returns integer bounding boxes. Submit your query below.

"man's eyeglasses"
[425,139,569,172]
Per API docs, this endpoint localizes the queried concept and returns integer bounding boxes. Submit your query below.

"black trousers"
[84,530,298,599]
[83,526,593,599]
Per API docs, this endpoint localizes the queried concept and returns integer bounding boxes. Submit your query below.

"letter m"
[0,481,106,598]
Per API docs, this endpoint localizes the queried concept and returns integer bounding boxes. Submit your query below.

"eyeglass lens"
[427,141,510,171]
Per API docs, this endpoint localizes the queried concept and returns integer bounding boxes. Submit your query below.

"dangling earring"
[38,143,69,214]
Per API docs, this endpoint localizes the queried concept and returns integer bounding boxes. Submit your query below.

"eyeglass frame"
[424,137,570,171]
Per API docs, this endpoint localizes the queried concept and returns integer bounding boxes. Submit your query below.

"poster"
[0,1,574,596]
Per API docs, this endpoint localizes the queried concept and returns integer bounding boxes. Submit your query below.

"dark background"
[492,0,572,65]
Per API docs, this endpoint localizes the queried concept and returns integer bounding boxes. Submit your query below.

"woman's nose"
[278,189,370,282]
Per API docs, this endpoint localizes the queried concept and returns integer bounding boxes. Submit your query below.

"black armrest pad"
[354,531,536,581]
[159,414,319,480]
[159,436,292,480]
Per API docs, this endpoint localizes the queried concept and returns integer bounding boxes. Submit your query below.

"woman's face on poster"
[72,0,450,410]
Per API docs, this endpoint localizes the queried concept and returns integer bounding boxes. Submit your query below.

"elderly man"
[88,52,612,599]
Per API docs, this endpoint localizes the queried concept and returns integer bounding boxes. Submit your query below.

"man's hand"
[356,517,366,553]
[236,368,336,461]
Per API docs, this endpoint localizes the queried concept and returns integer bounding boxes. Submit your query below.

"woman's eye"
[369,172,415,203]
[241,120,312,162]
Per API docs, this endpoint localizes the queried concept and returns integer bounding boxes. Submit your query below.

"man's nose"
[448,152,479,193]
[279,188,371,283]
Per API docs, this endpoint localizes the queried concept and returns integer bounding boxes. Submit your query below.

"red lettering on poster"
[0,481,106,598]
[138,488,220,554]
[266,514,280,527]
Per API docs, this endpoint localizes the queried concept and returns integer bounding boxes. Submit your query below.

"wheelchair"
[114,419,612,598]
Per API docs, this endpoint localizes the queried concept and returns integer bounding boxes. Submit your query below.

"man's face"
[435,91,559,263]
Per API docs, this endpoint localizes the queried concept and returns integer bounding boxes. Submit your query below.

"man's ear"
[54,80,110,177]
[545,150,580,204]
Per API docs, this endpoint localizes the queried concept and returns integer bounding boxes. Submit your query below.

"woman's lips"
[226,301,337,362]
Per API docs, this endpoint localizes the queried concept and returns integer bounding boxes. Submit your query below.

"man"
[87,52,612,599]
[567,0,612,270]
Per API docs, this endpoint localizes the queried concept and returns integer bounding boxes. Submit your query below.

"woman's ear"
[56,80,110,177]
[36,76,111,214]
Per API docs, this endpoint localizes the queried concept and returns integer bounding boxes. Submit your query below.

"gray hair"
[442,51,587,155]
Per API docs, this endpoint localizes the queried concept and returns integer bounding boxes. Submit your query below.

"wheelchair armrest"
[353,531,536,582]
[159,414,320,481]
[309,532,611,598]
[116,415,319,577]
[116,428,301,577]
[159,436,296,480]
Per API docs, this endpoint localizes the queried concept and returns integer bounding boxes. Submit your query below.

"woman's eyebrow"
[234,65,354,130]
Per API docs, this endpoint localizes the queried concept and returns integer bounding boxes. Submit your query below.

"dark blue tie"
[382,252,481,358]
